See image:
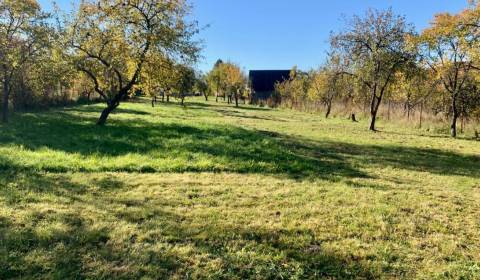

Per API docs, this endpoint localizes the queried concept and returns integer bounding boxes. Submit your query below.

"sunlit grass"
[1,98,479,279]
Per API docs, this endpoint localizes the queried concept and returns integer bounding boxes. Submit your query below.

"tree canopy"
[68,0,200,124]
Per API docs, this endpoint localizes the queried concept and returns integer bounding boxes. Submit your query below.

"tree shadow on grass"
[0,171,377,279]
[381,130,479,142]
[0,105,478,180]
[214,109,285,121]
[0,110,365,181]
[187,101,283,121]
[324,140,480,179]
[183,225,379,279]
[187,101,271,111]
[0,171,183,279]
[68,106,152,116]
[345,179,391,191]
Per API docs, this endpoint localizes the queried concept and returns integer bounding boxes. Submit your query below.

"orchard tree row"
[0,0,200,125]
[274,6,480,137]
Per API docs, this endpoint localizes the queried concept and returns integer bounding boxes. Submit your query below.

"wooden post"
[419,101,423,129]
[387,100,391,121]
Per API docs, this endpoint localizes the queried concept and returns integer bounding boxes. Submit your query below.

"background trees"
[169,63,196,106]
[416,13,477,137]
[307,70,335,118]
[0,0,50,122]
[307,53,348,118]
[263,6,480,137]
[140,53,170,106]
[222,62,246,107]
[0,1,479,137]
[194,72,209,101]
[206,61,246,106]
[206,59,227,102]
[274,67,310,109]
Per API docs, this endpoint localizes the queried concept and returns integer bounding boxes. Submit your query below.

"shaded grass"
[0,109,363,180]
[0,100,478,180]
[1,98,480,279]
[2,171,480,279]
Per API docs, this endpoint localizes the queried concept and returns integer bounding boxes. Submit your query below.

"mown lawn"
[1,98,479,279]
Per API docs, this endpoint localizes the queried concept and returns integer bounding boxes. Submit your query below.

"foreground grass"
[1,98,479,279]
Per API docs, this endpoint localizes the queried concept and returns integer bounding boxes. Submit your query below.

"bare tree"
[331,8,415,131]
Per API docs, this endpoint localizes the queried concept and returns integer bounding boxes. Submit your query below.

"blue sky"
[39,0,468,72]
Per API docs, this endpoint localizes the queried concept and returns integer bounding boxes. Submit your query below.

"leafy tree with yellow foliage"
[275,66,309,109]
[0,0,50,122]
[308,53,349,118]
[416,11,477,137]
[169,63,195,106]
[206,59,227,102]
[206,61,246,107]
[222,62,246,107]
[68,0,200,125]
[194,72,209,101]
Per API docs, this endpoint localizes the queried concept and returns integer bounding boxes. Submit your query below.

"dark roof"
[249,70,290,93]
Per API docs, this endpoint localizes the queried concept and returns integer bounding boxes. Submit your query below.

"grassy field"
[1,98,479,279]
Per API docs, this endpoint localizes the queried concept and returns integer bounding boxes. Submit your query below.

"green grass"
[1,98,479,279]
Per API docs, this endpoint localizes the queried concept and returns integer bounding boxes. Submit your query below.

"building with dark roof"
[249,70,290,101]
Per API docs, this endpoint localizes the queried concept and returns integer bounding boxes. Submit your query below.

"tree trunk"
[151,97,155,107]
[451,95,458,138]
[369,113,377,131]
[351,113,357,122]
[2,78,9,123]
[204,93,208,101]
[419,101,423,128]
[97,103,117,126]
[369,95,381,131]
[234,91,239,107]
[166,94,170,103]
[96,86,132,125]
[451,113,458,138]
[461,115,465,134]
[87,91,91,105]
[18,75,26,109]
[387,100,391,121]
[161,92,165,102]
[325,100,332,118]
